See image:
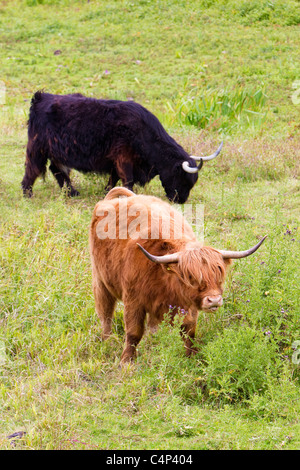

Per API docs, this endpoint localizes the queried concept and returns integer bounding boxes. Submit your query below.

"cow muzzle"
[202,295,223,312]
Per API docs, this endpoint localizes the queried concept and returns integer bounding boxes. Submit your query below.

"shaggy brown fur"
[89,188,231,363]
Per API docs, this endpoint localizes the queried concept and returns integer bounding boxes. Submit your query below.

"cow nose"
[203,295,223,310]
[207,295,223,307]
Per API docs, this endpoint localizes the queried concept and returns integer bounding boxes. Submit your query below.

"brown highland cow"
[89,187,266,364]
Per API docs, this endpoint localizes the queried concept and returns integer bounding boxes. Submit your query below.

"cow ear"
[224,259,232,268]
[47,100,61,116]
[160,241,172,251]
[175,161,185,173]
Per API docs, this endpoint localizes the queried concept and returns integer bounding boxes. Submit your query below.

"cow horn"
[191,141,223,161]
[137,243,179,264]
[218,236,267,259]
[182,159,203,174]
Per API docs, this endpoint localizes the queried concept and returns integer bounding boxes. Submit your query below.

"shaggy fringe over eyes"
[176,247,228,288]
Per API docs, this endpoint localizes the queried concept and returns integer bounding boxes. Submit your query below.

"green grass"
[0,0,300,450]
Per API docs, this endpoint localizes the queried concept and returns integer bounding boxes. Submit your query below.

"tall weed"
[172,87,268,134]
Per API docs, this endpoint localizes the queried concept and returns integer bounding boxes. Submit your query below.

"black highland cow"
[22,92,223,203]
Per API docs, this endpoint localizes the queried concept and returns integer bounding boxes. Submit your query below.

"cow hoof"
[119,354,136,367]
[119,360,135,370]
[23,189,33,198]
[185,345,199,356]
[69,188,80,197]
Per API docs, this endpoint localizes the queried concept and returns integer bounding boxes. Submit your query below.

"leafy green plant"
[174,86,268,134]
[245,364,300,420]
[202,326,281,404]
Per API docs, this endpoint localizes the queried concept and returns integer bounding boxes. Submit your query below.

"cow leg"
[121,303,146,364]
[21,147,47,197]
[147,310,162,334]
[115,160,134,190]
[181,309,199,356]
[93,279,116,339]
[104,167,119,193]
[49,162,79,197]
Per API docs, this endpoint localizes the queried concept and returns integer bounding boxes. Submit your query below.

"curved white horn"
[191,141,223,162]
[218,236,267,259]
[182,160,203,174]
[137,243,179,264]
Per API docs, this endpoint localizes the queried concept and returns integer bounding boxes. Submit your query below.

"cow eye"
[188,274,199,287]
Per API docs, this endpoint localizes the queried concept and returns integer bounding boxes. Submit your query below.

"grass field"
[0,0,300,450]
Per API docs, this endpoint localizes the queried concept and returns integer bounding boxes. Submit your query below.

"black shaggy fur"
[21,91,199,202]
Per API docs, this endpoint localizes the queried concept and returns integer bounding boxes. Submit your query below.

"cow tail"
[24,91,48,183]
[27,91,40,140]
[27,91,42,126]
[104,187,135,200]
